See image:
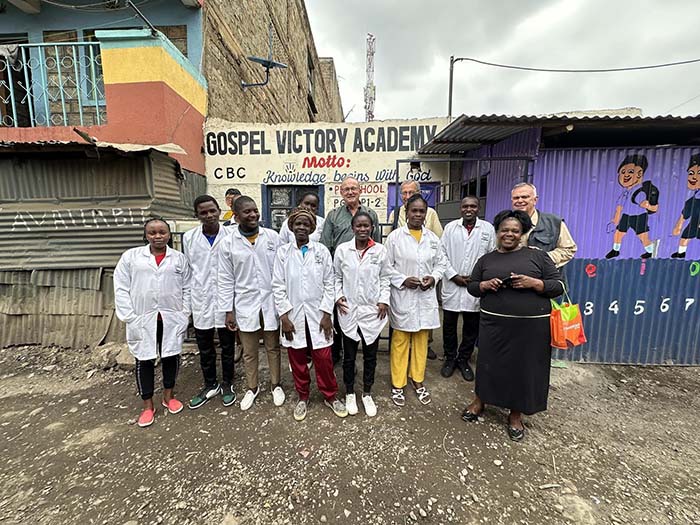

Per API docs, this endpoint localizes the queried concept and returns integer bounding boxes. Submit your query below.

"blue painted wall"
[555,259,700,365]
[0,2,203,72]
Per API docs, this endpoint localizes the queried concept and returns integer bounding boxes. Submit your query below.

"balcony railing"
[0,42,106,128]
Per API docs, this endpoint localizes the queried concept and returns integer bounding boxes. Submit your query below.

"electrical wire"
[0,0,166,45]
[0,15,140,45]
[40,0,150,12]
[666,92,700,113]
[454,56,700,73]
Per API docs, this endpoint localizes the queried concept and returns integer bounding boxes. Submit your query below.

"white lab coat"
[182,225,231,330]
[385,226,447,332]
[440,218,496,313]
[278,215,325,244]
[333,240,391,345]
[272,241,335,349]
[113,245,191,361]
[217,227,281,332]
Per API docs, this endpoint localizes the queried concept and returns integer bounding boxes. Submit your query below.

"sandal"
[461,401,484,422]
[461,407,482,423]
[413,385,432,405]
[507,425,525,442]
[507,412,525,441]
[391,388,405,407]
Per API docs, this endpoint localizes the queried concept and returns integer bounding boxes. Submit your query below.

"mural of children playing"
[605,154,660,259]
[671,153,700,259]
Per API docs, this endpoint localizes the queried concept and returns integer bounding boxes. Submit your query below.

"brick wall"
[203,0,343,123]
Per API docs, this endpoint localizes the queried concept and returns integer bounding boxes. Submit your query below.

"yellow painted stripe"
[101,47,207,115]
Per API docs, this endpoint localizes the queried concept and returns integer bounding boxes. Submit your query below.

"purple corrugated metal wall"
[462,128,541,221]
[533,146,700,260]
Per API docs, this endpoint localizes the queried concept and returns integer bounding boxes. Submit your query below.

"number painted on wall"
[580,298,696,316]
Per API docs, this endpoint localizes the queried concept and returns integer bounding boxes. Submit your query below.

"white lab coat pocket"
[126,316,143,344]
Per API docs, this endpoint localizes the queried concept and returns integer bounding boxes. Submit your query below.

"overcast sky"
[305,0,700,122]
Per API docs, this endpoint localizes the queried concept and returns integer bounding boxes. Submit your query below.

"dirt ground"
[0,336,699,525]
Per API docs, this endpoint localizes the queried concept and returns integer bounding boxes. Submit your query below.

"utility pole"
[448,55,466,120]
[364,33,376,122]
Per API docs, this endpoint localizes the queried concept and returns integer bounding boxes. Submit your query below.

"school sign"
[204,117,449,230]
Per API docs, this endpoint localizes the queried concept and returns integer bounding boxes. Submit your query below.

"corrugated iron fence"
[555,259,700,364]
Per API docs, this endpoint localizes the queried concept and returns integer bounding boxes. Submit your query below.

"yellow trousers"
[390,329,429,388]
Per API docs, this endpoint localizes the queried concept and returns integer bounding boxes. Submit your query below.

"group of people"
[113,175,577,441]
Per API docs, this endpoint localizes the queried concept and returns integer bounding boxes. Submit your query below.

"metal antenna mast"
[364,33,376,121]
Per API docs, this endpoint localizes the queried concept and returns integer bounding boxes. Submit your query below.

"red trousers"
[287,345,338,402]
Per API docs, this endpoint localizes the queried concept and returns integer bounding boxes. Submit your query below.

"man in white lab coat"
[183,196,236,409]
[439,196,496,381]
[218,196,285,411]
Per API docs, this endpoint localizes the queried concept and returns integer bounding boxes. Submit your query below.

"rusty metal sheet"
[0,271,30,284]
[30,268,103,290]
[0,312,112,348]
[0,284,105,315]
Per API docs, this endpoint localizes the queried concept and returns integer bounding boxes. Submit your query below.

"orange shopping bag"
[550,289,587,350]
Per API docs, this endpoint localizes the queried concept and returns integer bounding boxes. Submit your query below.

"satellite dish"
[242,23,288,90]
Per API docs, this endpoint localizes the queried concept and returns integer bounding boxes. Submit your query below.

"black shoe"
[457,362,475,382]
[427,347,437,360]
[671,251,686,259]
[640,252,652,259]
[605,249,620,259]
[440,359,457,378]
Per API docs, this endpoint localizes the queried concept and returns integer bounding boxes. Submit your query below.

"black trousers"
[331,307,344,364]
[134,319,181,400]
[442,310,479,364]
[194,327,236,387]
[342,331,378,393]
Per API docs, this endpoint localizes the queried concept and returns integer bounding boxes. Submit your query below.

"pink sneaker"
[161,398,184,414]
[137,408,155,428]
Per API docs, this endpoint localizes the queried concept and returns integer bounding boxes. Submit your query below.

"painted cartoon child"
[605,154,659,259]
[671,154,700,258]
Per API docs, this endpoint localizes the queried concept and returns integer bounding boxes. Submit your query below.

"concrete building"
[0,0,343,348]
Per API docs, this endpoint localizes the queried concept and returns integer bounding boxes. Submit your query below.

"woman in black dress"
[462,210,564,441]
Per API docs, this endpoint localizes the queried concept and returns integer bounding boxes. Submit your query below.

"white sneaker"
[345,393,358,416]
[240,386,259,411]
[272,386,286,407]
[362,394,377,417]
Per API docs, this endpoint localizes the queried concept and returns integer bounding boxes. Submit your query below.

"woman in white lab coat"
[272,208,347,422]
[333,211,390,417]
[278,191,325,244]
[385,194,447,407]
[113,218,191,428]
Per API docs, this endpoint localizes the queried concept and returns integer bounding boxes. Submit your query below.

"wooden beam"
[7,0,41,14]
[180,0,202,7]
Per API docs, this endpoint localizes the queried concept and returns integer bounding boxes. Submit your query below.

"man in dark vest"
[511,182,577,270]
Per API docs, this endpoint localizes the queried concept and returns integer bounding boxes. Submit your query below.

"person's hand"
[451,275,469,287]
[320,312,333,340]
[672,225,682,236]
[377,303,389,320]
[336,297,349,315]
[280,313,295,341]
[510,273,542,290]
[225,312,238,332]
[402,277,421,289]
[479,278,502,293]
[420,276,436,290]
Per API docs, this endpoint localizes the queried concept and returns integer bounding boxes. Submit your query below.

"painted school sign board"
[204,117,449,229]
